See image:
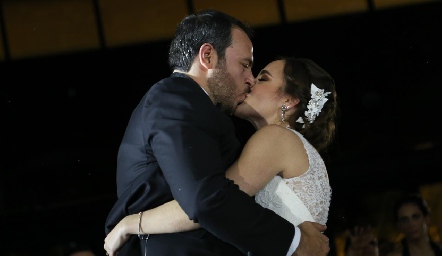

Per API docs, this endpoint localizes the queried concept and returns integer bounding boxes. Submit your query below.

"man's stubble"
[207,60,237,115]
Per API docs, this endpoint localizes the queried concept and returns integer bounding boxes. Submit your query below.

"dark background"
[1,2,442,255]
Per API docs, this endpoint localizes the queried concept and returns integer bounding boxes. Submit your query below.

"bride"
[104,56,338,254]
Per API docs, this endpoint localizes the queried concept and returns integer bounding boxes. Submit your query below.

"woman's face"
[234,60,287,127]
[397,203,429,241]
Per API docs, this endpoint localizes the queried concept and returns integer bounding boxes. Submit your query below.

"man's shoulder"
[141,75,225,122]
[148,74,202,97]
[155,73,196,86]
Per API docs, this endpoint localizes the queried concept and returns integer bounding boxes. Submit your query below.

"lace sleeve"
[255,176,315,226]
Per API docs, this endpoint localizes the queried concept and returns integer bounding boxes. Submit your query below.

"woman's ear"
[285,97,300,110]
[199,43,215,70]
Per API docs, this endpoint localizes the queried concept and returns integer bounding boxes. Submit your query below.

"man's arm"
[105,122,329,255]
[144,80,295,255]
[224,125,330,256]
[106,98,330,255]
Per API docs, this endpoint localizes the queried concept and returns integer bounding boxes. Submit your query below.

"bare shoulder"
[250,124,299,144]
[244,125,308,177]
[243,125,292,151]
[248,125,305,153]
[241,125,301,159]
[254,124,290,135]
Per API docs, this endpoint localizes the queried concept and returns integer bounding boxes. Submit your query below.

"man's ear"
[198,43,215,69]
[199,43,215,70]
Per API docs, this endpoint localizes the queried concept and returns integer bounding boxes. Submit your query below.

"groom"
[105,9,330,256]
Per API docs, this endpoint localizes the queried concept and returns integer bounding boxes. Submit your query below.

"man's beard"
[207,63,237,115]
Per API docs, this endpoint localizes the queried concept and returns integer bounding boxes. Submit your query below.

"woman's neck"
[406,235,432,250]
[250,118,289,130]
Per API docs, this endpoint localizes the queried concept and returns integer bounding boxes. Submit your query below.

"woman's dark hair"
[280,57,338,153]
[168,9,253,72]
[393,193,431,222]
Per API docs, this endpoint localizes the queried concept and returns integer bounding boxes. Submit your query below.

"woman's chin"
[233,102,246,117]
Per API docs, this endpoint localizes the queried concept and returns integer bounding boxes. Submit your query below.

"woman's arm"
[104,125,303,254]
[225,125,303,195]
[104,200,200,255]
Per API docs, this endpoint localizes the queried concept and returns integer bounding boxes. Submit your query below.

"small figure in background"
[345,225,379,256]
[386,193,442,256]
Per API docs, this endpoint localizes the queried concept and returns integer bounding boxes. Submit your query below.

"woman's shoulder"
[244,125,283,148]
[257,124,291,133]
[250,125,302,147]
[254,124,301,138]
[242,125,304,159]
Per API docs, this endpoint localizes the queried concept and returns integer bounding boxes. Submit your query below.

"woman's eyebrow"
[259,69,273,77]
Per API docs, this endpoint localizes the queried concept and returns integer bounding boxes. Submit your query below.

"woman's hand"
[104,215,133,256]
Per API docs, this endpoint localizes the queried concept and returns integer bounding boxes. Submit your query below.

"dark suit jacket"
[105,72,295,255]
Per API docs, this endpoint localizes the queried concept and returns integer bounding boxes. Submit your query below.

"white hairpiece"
[296,83,331,127]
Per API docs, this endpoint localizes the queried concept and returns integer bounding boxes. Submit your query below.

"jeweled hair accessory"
[296,83,331,127]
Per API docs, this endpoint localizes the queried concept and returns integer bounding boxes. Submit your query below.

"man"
[105,9,329,255]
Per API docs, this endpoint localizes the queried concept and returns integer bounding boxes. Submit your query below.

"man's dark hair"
[168,9,253,72]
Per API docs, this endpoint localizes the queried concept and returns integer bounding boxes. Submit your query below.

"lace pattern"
[255,128,331,226]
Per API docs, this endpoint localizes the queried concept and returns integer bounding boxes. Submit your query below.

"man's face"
[207,60,236,114]
[207,27,254,115]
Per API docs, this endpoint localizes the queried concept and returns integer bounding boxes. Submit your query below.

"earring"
[281,105,288,123]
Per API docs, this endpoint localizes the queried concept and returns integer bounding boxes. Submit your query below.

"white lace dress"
[254,128,331,226]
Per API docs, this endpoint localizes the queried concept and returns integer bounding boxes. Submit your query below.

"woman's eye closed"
[257,76,268,81]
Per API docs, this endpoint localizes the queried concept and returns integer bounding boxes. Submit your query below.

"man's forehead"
[227,32,253,57]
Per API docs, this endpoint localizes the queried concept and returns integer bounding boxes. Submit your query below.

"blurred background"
[1,0,441,255]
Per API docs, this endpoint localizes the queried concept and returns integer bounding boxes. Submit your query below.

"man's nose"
[246,77,256,90]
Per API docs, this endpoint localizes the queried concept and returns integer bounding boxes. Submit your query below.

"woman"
[387,193,442,256]
[104,57,338,255]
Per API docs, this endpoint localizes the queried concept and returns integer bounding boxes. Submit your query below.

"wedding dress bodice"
[254,128,331,226]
